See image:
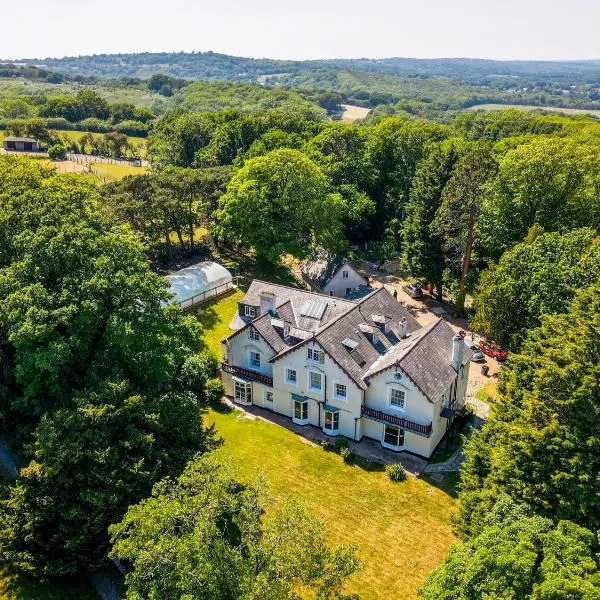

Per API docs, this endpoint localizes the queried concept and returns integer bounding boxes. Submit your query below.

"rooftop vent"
[342,338,358,350]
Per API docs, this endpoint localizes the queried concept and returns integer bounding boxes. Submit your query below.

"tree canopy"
[110,455,360,600]
[215,148,346,261]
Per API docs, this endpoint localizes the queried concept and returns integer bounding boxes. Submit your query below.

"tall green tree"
[458,282,600,536]
[433,144,495,313]
[110,455,360,600]
[402,142,459,299]
[215,148,346,261]
[479,136,600,257]
[364,117,448,239]
[471,228,600,350]
[419,497,600,600]
[0,157,215,575]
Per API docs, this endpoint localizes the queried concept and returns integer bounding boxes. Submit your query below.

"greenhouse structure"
[165,261,234,309]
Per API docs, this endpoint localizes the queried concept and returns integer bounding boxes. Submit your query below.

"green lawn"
[196,290,458,599]
[89,162,147,182]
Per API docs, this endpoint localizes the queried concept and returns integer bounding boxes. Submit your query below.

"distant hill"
[9,52,600,84]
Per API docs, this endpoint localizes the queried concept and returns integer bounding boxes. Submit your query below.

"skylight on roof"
[342,338,358,350]
[301,299,327,319]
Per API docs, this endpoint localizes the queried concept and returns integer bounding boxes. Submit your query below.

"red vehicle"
[478,340,509,362]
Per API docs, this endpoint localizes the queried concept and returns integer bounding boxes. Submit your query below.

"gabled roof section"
[226,281,465,399]
[300,246,354,289]
[365,319,471,403]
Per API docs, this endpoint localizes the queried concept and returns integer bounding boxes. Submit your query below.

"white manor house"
[221,281,472,458]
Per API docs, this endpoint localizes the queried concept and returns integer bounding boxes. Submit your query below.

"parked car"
[402,283,423,298]
[478,340,509,362]
[466,341,485,362]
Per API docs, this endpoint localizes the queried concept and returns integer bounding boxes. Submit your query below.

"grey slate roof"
[227,281,467,400]
[231,280,355,333]
[300,246,349,289]
[365,319,473,402]
[3,136,37,143]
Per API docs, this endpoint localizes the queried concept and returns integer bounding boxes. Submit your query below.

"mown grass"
[207,407,457,600]
[197,290,458,600]
[90,162,146,182]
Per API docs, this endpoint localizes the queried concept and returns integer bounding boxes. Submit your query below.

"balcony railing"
[221,363,273,387]
[361,405,432,437]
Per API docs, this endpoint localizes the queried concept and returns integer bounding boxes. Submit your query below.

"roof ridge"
[250,280,358,304]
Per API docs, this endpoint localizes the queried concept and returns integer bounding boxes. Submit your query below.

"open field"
[466,103,600,118]
[341,104,371,122]
[88,162,147,182]
[0,78,158,108]
[196,291,458,600]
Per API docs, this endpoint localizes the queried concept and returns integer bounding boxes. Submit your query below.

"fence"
[67,152,148,167]
[176,281,235,310]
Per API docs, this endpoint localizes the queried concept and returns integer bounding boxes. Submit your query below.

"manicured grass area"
[193,288,245,358]
[197,291,458,599]
[90,162,147,182]
[0,568,99,600]
[207,408,457,599]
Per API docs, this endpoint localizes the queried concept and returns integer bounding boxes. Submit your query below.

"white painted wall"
[225,325,275,377]
[271,340,364,439]
[321,262,367,298]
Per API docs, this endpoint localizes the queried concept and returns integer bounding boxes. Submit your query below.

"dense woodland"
[0,55,599,597]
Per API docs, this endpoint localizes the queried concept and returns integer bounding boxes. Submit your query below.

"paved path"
[423,398,488,474]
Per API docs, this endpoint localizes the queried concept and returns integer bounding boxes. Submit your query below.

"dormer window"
[307,348,324,364]
[244,305,256,318]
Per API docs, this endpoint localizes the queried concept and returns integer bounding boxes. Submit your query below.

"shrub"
[320,439,332,451]
[386,463,407,482]
[205,378,225,405]
[47,144,67,160]
[340,447,354,464]
[114,120,149,137]
[333,437,348,453]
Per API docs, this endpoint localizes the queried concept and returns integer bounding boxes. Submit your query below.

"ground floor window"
[264,390,274,408]
[383,425,404,448]
[234,380,252,404]
[323,410,340,434]
[294,399,308,422]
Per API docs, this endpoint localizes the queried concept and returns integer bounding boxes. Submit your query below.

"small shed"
[2,137,39,152]
[166,261,233,309]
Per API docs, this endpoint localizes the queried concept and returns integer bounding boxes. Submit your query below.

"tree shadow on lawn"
[214,247,301,292]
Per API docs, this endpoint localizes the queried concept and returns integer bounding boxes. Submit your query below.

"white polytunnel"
[165,261,234,309]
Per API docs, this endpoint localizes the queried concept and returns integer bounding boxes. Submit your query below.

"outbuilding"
[165,261,233,309]
[2,137,39,152]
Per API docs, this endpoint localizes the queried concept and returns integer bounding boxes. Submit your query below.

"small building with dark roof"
[300,246,368,298]
[2,137,39,152]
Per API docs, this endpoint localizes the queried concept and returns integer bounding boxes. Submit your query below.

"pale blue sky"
[4,0,599,61]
